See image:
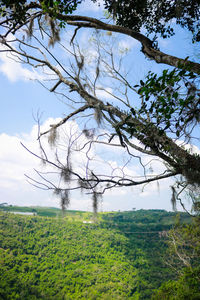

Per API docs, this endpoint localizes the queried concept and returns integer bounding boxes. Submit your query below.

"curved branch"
[2,4,200,73]
[60,15,200,74]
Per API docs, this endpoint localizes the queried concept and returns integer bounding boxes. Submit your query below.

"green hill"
[0,208,191,299]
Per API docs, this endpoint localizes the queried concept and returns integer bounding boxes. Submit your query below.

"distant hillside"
[0,205,87,218]
[0,205,190,221]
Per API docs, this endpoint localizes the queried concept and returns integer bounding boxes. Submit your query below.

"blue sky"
[0,0,199,211]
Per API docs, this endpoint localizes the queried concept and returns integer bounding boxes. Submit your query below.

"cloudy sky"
[0,0,198,211]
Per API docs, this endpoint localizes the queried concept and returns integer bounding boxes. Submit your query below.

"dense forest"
[0,207,198,299]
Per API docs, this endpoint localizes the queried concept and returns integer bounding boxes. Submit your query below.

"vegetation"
[152,216,200,299]
[102,0,200,42]
[152,268,200,300]
[0,208,193,299]
[1,1,199,41]
[0,213,136,299]
[0,205,77,217]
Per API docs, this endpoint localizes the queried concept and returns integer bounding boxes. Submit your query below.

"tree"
[0,0,200,211]
[152,213,200,299]
[102,0,200,42]
[1,1,200,41]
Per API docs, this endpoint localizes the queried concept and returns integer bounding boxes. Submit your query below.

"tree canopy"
[1,1,200,41]
[102,0,200,42]
[0,0,200,211]
[0,209,185,299]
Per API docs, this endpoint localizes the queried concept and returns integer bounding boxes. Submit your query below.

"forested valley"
[0,208,199,299]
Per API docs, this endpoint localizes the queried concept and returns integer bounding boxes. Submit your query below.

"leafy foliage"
[137,68,200,138]
[102,0,200,42]
[152,268,200,300]
[1,1,200,42]
[152,216,200,299]
[0,209,189,299]
[0,213,137,299]
[0,0,81,31]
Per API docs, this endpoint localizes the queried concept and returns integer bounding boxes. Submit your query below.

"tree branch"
[40,104,92,137]
[58,16,200,74]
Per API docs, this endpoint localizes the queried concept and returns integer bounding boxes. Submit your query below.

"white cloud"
[0,37,67,83]
[0,45,43,82]
[0,119,61,206]
[1,117,192,211]
[0,119,86,207]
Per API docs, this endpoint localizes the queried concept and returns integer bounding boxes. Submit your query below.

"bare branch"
[40,104,92,137]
